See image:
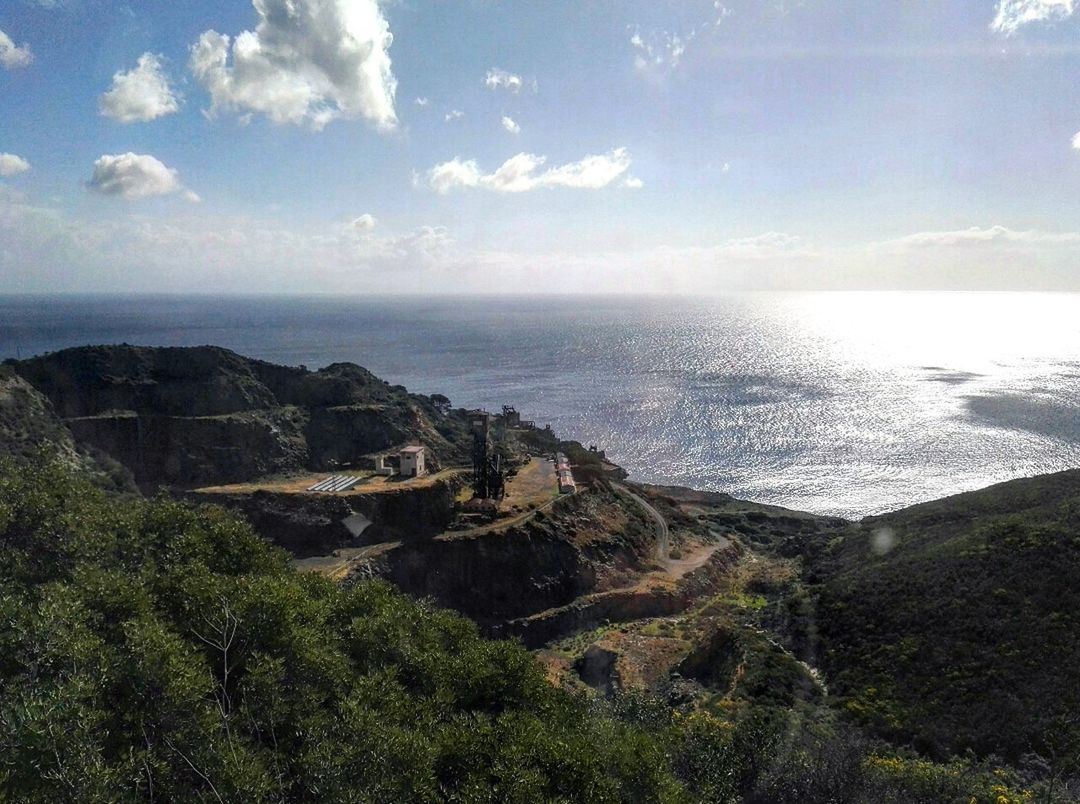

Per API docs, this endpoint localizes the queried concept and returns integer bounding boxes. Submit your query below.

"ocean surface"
[3,292,1079,519]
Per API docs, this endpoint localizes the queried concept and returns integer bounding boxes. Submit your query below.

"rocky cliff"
[9,345,474,489]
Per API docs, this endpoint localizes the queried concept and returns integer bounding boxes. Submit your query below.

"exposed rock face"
[12,345,473,488]
[502,541,743,648]
[193,476,465,557]
[352,485,663,629]
[0,366,78,461]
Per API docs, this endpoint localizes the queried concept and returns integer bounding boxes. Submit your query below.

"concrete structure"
[555,452,575,493]
[374,455,394,476]
[399,445,426,477]
[307,475,362,493]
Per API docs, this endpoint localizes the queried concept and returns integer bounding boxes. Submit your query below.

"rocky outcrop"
[502,540,743,648]
[194,474,466,557]
[0,367,78,461]
[347,485,667,630]
[12,345,474,489]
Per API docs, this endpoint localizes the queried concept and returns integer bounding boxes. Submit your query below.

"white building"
[399,445,426,477]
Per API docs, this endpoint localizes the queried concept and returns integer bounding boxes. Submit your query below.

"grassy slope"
[811,470,1080,762]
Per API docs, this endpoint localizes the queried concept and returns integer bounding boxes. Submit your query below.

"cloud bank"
[429,148,632,193]
[190,0,397,131]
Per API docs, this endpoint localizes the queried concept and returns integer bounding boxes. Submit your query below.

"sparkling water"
[3,292,1079,518]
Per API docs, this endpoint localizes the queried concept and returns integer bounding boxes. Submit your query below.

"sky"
[3,0,1080,293]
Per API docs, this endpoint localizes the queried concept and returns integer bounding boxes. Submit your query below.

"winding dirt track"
[615,484,670,563]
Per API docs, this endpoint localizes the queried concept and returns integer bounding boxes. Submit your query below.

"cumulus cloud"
[1072,130,1080,149]
[444,109,464,122]
[428,148,632,193]
[350,213,376,231]
[87,153,198,201]
[99,53,180,123]
[623,176,643,189]
[0,28,33,69]
[189,0,397,131]
[501,115,520,134]
[0,153,31,177]
[484,68,525,93]
[415,96,428,106]
[991,0,1075,33]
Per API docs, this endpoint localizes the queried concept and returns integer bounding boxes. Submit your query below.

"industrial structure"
[399,445,426,478]
[469,409,506,500]
[556,452,576,494]
[307,475,362,493]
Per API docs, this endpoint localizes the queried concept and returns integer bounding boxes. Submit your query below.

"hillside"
[0,456,687,801]
[0,364,76,462]
[809,470,1080,766]
[1,455,1046,803]
[8,345,474,488]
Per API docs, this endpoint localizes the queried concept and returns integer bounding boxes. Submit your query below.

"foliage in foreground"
[0,457,681,802]
[0,456,1060,802]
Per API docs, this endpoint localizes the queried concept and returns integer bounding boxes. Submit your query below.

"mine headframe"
[468,409,506,500]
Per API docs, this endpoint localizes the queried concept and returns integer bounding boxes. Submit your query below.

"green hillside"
[0,455,686,801]
[811,470,1080,767]
[0,455,1047,802]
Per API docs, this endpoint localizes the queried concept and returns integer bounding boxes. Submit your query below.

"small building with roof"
[399,445,426,477]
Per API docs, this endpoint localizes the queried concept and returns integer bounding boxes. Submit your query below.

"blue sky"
[3,0,1080,293]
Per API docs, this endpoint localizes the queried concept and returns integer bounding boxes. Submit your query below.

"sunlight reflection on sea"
[3,291,1079,518]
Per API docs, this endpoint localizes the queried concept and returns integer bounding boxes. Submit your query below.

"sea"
[3,292,1079,520]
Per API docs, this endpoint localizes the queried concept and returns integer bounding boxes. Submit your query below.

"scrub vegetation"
[0,455,1051,802]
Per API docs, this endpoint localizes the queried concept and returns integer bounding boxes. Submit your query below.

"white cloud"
[631,28,694,72]
[428,148,633,194]
[714,3,733,25]
[1072,130,1080,149]
[415,96,428,106]
[7,186,1080,294]
[350,213,377,231]
[428,158,481,193]
[874,225,1080,249]
[0,190,456,293]
[0,28,33,69]
[991,0,1075,33]
[0,153,31,177]
[501,115,521,134]
[484,68,524,93]
[99,53,180,123]
[623,176,643,189]
[189,0,397,131]
[87,153,198,201]
[445,109,464,122]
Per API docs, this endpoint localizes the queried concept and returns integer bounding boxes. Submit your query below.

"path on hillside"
[615,485,670,563]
